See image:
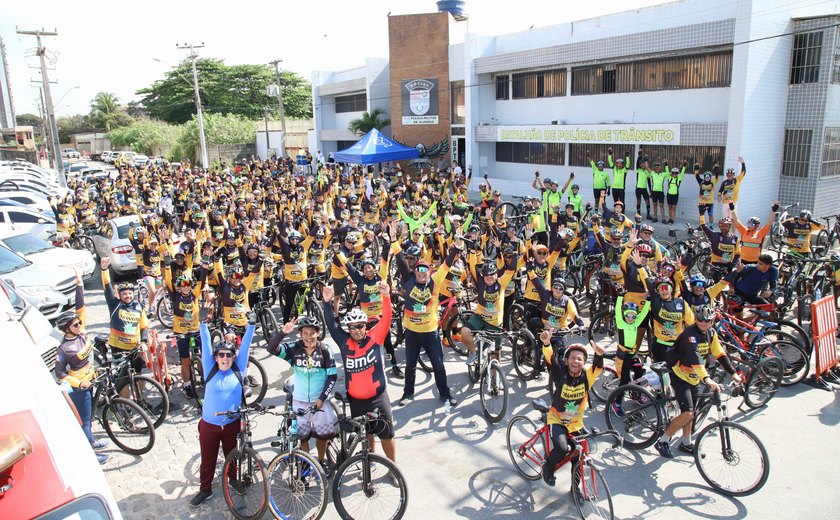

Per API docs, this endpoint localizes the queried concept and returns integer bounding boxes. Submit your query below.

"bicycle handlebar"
[574,428,624,449]
[214,403,276,418]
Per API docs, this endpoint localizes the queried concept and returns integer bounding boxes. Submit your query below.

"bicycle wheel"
[223,446,269,520]
[590,365,619,403]
[189,357,205,408]
[744,357,784,409]
[506,303,526,332]
[814,229,830,257]
[506,415,544,481]
[136,284,150,310]
[694,420,770,496]
[156,296,174,330]
[588,311,619,359]
[796,294,815,328]
[443,310,472,356]
[763,320,812,357]
[244,357,268,405]
[332,453,408,520]
[572,459,614,520]
[493,202,519,223]
[688,251,713,279]
[479,360,508,423]
[305,299,326,341]
[758,340,809,386]
[512,329,540,381]
[128,374,169,429]
[266,450,327,520]
[101,397,156,455]
[417,350,433,373]
[259,306,279,340]
[604,384,661,450]
[79,235,97,256]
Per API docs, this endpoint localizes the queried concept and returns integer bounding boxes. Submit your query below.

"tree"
[106,119,181,155]
[15,113,43,128]
[89,92,133,132]
[136,58,313,124]
[176,113,255,163]
[56,114,94,144]
[348,109,391,136]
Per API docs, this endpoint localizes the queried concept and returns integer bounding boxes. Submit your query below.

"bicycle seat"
[748,308,772,319]
[283,381,294,395]
[531,399,550,414]
[649,361,669,375]
[93,336,109,356]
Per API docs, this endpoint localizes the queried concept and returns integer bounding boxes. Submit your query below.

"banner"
[402,79,439,125]
[495,124,681,145]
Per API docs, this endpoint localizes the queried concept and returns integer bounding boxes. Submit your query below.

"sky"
[1,0,674,118]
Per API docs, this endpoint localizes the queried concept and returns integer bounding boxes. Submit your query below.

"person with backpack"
[191,312,257,508]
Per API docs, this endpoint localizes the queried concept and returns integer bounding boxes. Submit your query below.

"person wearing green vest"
[635,151,653,220]
[649,162,667,222]
[665,161,688,224]
[587,151,612,204]
[560,173,583,218]
[533,171,562,244]
[608,147,631,206]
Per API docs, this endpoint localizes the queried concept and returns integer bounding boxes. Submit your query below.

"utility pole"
[268,59,287,157]
[177,43,208,168]
[17,28,62,176]
[263,109,270,159]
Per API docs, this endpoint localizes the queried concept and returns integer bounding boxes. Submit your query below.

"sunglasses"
[415,266,430,273]
[691,282,706,288]
[348,323,367,330]
[624,312,638,321]
[70,321,82,328]
[535,252,548,256]
[216,351,234,358]
[696,317,713,323]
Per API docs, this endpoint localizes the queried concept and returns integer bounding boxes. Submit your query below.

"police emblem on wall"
[402,79,439,125]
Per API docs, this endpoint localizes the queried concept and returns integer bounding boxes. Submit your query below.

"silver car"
[92,215,141,278]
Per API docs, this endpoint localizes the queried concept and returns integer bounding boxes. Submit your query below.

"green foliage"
[136,59,312,124]
[56,114,95,144]
[348,108,391,136]
[88,92,133,132]
[176,113,256,165]
[106,119,181,155]
[15,113,43,128]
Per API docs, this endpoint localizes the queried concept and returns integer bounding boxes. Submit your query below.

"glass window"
[8,211,41,223]
[35,494,114,519]
[568,144,725,172]
[496,75,509,100]
[334,93,367,113]
[821,128,840,178]
[834,28,840,83]
[511,69,566,99]
[496,142,565,165]
[335,140,358,151]
[782,129,813,178]
[791,31,823,84]
[3,234,52,255]
[0,245,29,274]
[450,81,465,125]
[116,223,133,239]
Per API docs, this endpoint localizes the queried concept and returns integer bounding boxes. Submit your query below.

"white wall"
[255,130,285,160]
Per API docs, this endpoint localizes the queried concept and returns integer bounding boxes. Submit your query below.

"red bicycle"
[507,398,621,520]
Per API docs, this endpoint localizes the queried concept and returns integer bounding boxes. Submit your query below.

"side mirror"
[37,218,46,224]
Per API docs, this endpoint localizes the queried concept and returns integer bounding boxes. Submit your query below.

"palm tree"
[89,92,121,131]
[348,108,391,136]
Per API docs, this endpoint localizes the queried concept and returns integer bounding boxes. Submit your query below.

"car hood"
[26,247,95,271]
[2,262,74,287]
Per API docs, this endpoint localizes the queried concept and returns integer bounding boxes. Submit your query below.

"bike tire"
[603,383,661,450]
[266,450,327,520]
[744,357,784,409]
[813,229,830,258]
[588,311,619,359]
[136,284,150,310]
[796,294,815,328]
[259,307,279,341]
[417,350,433,373]
[764,319,812,357]
[572,459,614,520]
[223,446,269,520]
[245,357,268,406]
[694,420,770,496]
[506,302,526,332]
[590,365,619,403]
[758,340,809,386]
[506,415,544,481]
[688,251,713,279]
[443,310,473,356]
[512,328,540,381]
[493,202,520,223]
[332,452,408,520]
[305,299,326,341]
[189,357,205,409]
[101,397,156,455]
[156,295,174,330]
[480,360,508,424]
[128,374,169,429]
[79,235,97,257]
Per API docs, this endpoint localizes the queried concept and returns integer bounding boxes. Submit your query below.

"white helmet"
[341,309,368,326]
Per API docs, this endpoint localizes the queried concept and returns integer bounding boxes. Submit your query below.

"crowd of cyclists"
[47,147,840,516]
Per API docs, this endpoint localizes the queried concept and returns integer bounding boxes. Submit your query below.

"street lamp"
[54,85,80,108]
[153,53,208,168]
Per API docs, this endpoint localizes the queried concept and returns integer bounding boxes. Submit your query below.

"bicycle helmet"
[670,167,680,174]
[694,304,715,322]
[636,243,653,257]
[482,262,499,276]
[703,171,712,181]
[615,157,625,164]
[718,217,732,227]
[560,228,576,241]
[571,184,580,190]
[230,266,244,280]
[297,316,322,332]
[213,339,237,355]
[725,167,735,175]
[360,258,377,269]
[640,224,654,234]
[116,282,135,294]
[564,343,589,361]
[246,242,260,253]
[175,275,193,287]
[799,209,812,220]
[657,259,676,275]
[654,277,674,291]
[609,230,624,239]
[55,310,79,332]
[688,273,708,288]
[622,301,640,320]
[551,278,566,290]
[314,228,326,238]
[405,245,422,258]
[341,309,368,326]
[747,216,761,227]
[596,161,605,167]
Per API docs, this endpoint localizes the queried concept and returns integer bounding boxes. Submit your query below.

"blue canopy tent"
[332,128,419,164]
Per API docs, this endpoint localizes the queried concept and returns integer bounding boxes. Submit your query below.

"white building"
[311,0,840,220]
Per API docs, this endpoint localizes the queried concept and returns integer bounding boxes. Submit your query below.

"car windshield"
[0,245,30,274]
[116,223,134,239]
[3,234,52,255]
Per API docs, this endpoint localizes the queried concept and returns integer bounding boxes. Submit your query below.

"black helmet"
[405,245,422,258]
[482,262,498,276]
[212,340,236,355]
[297,316,322,332]
[55,311,79,332]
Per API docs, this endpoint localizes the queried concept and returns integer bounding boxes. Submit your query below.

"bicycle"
[251,283,280,340]
[265,389,328,520]
[167,332,204,408]
[511,327,583,383]
[284,276,328,341]
[814,213,840,257]
[468,329,518,423]
[215,404,272,520]
[768,202,798,249]
[329,402,409,520]
[507,399,621,519]
[208,321,269,406]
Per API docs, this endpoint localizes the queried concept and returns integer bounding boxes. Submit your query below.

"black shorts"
[650,192,664,203]
[666,194,679,206]
[635,188,649,202]
[669,371,698,412]
[699,204,714,216]
[176,332,200,359]
[110,346,145,391]
[349,391,395,440]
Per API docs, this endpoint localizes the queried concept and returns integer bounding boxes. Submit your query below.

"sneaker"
[541,462,556,487]
[654,440,674,459]
[190,490,213,507]
[91,438,110,451]
[398,394,414,407]
[319,460,332,478]
[678,443,694,455]
[466,352,478,365]
[391,364,405,379]
[228,478,247,496]
[96,453,110,465]
[651,217,659,223]
[610,401,624,417]
[184,384,196,399]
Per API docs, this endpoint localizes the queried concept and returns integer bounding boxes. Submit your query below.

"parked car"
[0,277,61,371]
[0,244,75,319]
[61,148,80,160]
[92,215,180,279]
[0,177,70,200]
[100,151,112,163]
[134,154,149,167]
[0,205,56,240]
[0,232,96,280]
[0,191,54,215]
[65,161,92,178]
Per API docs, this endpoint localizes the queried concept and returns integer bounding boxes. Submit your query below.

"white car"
[0,277,61,371]
[66,161,92,178]
[134,154,149,167]
[0,244,75,319]
[0,176,70,199]
[0,205,56,240]
[0,232,96,280]
[62,148,80,160]
[100,151,113,163]
[0,191,54,215]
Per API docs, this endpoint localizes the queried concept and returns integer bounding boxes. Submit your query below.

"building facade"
[311,0,840,220]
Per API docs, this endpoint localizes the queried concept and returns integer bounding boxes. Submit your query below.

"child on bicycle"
[539,333,604,488]
[610,295,651,416]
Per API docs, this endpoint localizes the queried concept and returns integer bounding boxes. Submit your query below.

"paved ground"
[79,268,840,520]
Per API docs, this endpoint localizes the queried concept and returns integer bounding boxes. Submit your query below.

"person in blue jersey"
[191,311,256,508]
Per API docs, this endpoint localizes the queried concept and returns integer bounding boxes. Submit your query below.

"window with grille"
[510,69,566,99]
[496,142,565,165]
[335,93,367,113]
[833,28,840,83]
[451,81,465,125]
[791,31,823,84]
[568,144,725,172]
[782,129,812,178]
[821,128,840,178]
[496,75,509,100]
